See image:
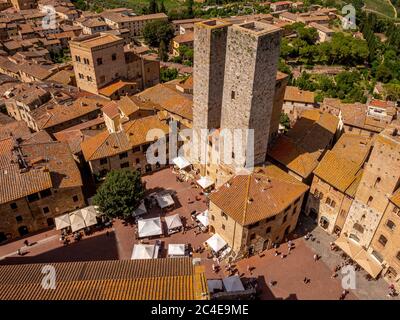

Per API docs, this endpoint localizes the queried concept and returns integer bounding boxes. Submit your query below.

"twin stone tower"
[192,19,283,175]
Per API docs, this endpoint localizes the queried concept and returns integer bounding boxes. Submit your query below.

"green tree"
[93,170,145,220]
[187,0,194,18]
[149,0,158,14]
[280,113,291,131]
[384,82,400,101]
[158,40,168,62]
[160,0,166,13]
[143,20,175,47]
[160,68,179,82]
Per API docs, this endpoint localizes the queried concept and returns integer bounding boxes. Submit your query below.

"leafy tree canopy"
[143,20,175,47]
[93,170,145,220]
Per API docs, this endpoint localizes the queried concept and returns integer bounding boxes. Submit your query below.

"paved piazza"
[0,168,396,300]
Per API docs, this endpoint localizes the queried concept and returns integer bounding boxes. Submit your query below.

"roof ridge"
[241,175,252,225]
[85,130,110,160]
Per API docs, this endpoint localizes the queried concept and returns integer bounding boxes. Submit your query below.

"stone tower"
[220,21,282,167]
[343,125,400,248]
[193,19,231,131]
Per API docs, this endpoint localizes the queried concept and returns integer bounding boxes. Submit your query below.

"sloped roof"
[0,258,208,300]
[268,110,339,179]
[137,83,193,120]
[81,115,169,161]
[391,189,400,208]
[209,165,308,226]
[284,86,315,104]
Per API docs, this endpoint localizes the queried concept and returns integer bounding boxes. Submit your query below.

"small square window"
[221,224,226,230]
[42,207,50,214]
[10,202,17,209]
[72,195,79,202]
[120,162,129,168]
[16,215,23,222]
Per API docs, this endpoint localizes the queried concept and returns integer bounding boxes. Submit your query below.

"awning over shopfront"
[334,236,362,258]
[131,244,159,260]
[196,176,214,190]
[206,233,227,253]
[335,236,383,278]
[168,244,185,256]
[197,210,209,227]
[354,249,383,279]
[156,193,175,209]
[55,214,71,230]
[222,275,245,292]
[138,217,163,238]
[172,156,191,170]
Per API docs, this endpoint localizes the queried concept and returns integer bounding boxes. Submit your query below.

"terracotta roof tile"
[268,110,338,179]
[209,165,308,226]
[284,86,315,104]
[0,258,208,300]
[81,115,169,161]
[137,83,193,120]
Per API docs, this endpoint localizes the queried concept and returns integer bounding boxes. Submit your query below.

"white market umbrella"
[156,193,175,209]
[206,233,227,253]
[197,176,214,190]
[223,275,245,292]
[69,210,86,232]
[168,244,185,256]
[133,201,147,217]
[81,206,98,227]
[197,210,209,227]
[131,244,158,260]
[165,214,183,230]
[55,214,71,230]
[172,156,191,170]
[138,217,162,238]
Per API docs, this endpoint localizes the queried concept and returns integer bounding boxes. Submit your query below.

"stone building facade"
[81,113,170,180]
[208,165,308,259]
[70,34,127,95]
[0,139,85,242]
[369,192,400,288]
[306,134,372,235]
[220,21,281,167]
[342,126,400,248]
[70,34,160,95]
[193,20,231,131]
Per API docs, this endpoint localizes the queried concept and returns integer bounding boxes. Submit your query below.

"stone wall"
[193,20,230,131]
[0,186,84,241]
[220,22,281,166]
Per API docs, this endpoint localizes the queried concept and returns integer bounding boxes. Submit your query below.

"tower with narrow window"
[220,21,282,167]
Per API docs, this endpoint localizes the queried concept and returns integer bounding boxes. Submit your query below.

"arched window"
[374,177,381,187]
[367,196,373,206]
